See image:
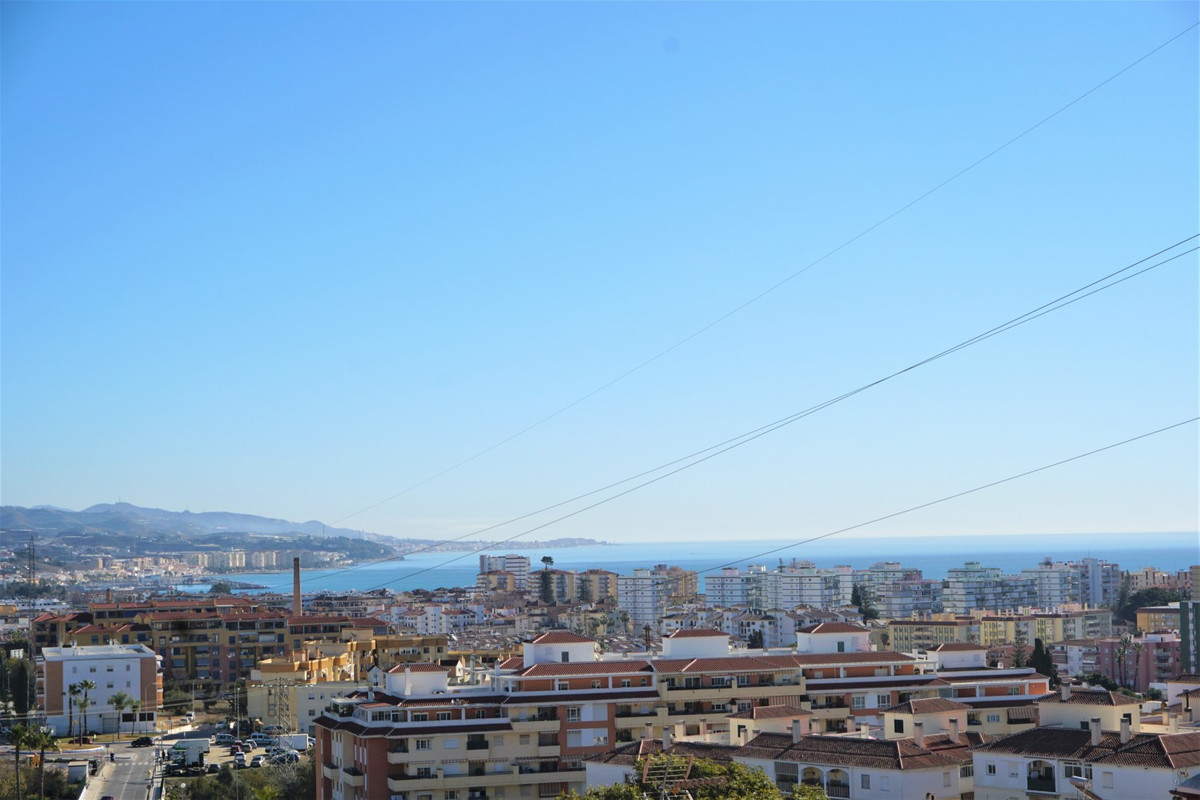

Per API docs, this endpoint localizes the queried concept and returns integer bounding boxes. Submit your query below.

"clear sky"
[2,2,1197,546]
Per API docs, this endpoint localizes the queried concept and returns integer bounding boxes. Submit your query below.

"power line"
[304,235,1196,589]
[328,22,1199,529]
[352,239,1197,592]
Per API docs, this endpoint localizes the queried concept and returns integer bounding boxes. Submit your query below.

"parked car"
[250,755,265,768]
[270,750,300,764]
[69,735,93,744]
[206,763,220,774]
[131,736,154,747]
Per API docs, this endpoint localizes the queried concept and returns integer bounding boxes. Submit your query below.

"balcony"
[1027,777,1057,794]
[467,740,489,751]
[341,767,364,788]
[826,783,850,799]
[322,762,337,780]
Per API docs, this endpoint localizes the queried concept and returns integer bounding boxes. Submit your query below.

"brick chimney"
[292,557,302,617]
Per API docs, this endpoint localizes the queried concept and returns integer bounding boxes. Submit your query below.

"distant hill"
[0,502,367,540]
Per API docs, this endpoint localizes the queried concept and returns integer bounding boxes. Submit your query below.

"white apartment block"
[478,554,531,589]
[36,643,162,735]
[942,562,1037,614]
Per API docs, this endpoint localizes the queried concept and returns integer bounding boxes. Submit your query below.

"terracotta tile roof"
[667,628,728,638]
[385,662,447,674]
[975,728,1200,769]
[727,704,812,721]
[496,657,524,670]
[931,642,987,651]
[1040,689,1140,707]
[884,697,972,715]
[519,660,653,677]
[735,731,969,770]
[531,631,595,645]
[797,622,869,635]
[586,739,737,767]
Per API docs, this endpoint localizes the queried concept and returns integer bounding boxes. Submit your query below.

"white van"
[213,733,234,746]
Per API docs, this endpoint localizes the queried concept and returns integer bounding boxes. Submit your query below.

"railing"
[467,740,488,750]
[826,783,850,799]
[1027,777,1057,793]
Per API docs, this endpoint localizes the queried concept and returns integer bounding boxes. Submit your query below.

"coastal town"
[0,524,1197,800]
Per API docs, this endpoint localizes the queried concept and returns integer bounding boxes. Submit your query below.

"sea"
[176,531,1198,596]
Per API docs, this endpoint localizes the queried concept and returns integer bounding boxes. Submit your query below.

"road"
[79,739,159,800]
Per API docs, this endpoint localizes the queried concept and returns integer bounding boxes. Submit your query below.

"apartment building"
[36,643,162,735]
[942,563,1037,614]
[313,624,1057,800]
[1095,632,1182,693]
[971,687,1200,800]
[1070,557,1121,608]
[1138,604,1182,633]
[704,563,851,611]
[479,555,531,590]
[617,566,699,626]
[886,616,977,653]
[1019,561,1081,608]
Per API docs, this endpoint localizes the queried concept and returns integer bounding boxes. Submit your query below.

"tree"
[1118,588,1184,623]
[1029,638,1059,688]
[792,786,829,800]
[78,679,96,734]
[748,629,765,650]
[110,691,131,739]
[578,576,593,603]
[539,556,555,604]
[851,584,878,621]
[129,699,142,734]
[209,580,234,595]
[560,753,784,800]
[67,683,81,739]
[10,723,29,800]
[1012,625,1028,669]
[1132,641,1145,690]
[27,725,56,800]
[77,698,92,737]
[1115,635,1131,689]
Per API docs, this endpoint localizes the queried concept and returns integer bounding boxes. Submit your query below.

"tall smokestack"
[293,557,302,617]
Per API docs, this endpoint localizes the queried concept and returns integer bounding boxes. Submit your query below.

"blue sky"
[2,2,1197,546]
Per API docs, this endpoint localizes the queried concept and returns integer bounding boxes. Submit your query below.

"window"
[561,651,570,663]
[416,767,432,778]
[876,694,889,707]
[860,774,870,789]
[960,764,973,778]
[412,713,428,722]
[567,730,582,746]
[444,738,459,748]
[1064,763,1092,779]
[436,712,452,721]
[591,680,601,689]
[1008,687,1021,695]
[567,707,581,722]
[837,641,845,653]
[519,734,530,745]
[446,792,458,800]
[620,679,631,687]
[893,720,904,734]
[1101,772,1113,789]
[942,771,951,787]
[986,713,1000,723]
[557,681,569,691]
[986,764,996,776]
[415,739,431,750]
[851,696,866,709]
[710,676,730,688]
[736,675,750,686]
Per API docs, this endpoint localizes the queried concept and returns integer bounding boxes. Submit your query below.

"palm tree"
[1132,642,1145,692]
[67,683,81,739]
[1115,636,1130,689]
[78,679,96,735]
[10,723,29,800]
[110,691,131,739]
[77,698,92,739]
[129,699,142,734]
[27,726,56,800]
